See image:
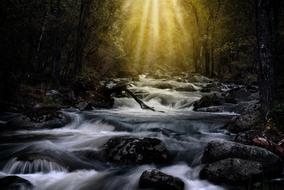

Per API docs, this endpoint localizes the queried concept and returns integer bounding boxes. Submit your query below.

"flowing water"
[0,75,237,190]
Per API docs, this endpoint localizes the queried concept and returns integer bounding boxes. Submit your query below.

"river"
[0,75,237,190]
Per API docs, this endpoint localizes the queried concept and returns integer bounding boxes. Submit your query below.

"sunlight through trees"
[120,0,192,72]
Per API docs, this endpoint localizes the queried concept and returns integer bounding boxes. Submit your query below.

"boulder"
[73,78,115,109]
[193,94,223,111]
[5,107,70,130]
[225,114,261,134]
[139,169,184,190]
[200,158,263,185]
[0,176,33,190]
[231,100,260,115]
[203,82,222,92]
[225,101,262,133]
[101,136,171,165]
[201,140,283,177]
[226,87,252,102]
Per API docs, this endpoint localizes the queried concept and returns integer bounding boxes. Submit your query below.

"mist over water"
[0,75,235,190]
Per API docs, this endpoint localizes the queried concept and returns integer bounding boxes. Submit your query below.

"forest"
[0,0,284,190]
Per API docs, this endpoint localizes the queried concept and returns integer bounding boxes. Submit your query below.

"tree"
[256,0,280,117]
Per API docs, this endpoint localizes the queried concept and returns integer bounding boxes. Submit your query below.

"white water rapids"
[0,75,237,190]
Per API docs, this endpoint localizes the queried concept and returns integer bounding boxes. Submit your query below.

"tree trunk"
[189,2,201,73]
[192,38,201,73]
[74,0,92,75]
[210,46,215,77]
[52,0,61,82]
[256,0,277,117]
[204,42,210,76]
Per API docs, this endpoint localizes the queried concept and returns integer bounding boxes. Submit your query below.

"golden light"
[120,0,192,72]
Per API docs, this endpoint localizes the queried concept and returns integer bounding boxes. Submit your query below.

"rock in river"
[5,107,70,130]
[101,136,171,165]
[200,158,263,185]
[193,93,223,111]
[225,100,262,133]
[139,169,184,190]
[201,140,283,177]
[0,176,33,190]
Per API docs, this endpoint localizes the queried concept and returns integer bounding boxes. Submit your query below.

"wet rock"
[0,176,33,190]
[205,82,223,92]
[73,78,115,109]
[225,114,261,134]
[139,169,184,190]
[234,130,264,145]
[5,107,70,130]
[231,100,260,115]
[201,140,283,177]
[77,91,114,109]
[196,106,225,113]
[225,101,262,133]
[200,158,263,185]
[193,94,223,111]
[101,136,171,165]
[226,87,252,101]
[219,86,259,108]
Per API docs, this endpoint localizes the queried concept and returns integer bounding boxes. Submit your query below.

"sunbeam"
[121,0,192,73]
[134,0,151,65]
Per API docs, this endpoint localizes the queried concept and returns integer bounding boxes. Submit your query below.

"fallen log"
[109,84,158,112]
[252,137,284,159]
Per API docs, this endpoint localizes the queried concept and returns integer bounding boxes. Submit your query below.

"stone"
[200,158,263,185]
[201,140,283,177]
[5,107,70,130]
[0,176,33,190]
[193,94,223,111]
[101,136,171,165]
[139,169,184,190]
[225,101,262,133]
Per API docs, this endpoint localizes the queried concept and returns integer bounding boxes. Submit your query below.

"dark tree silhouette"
[256,0,280,117]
